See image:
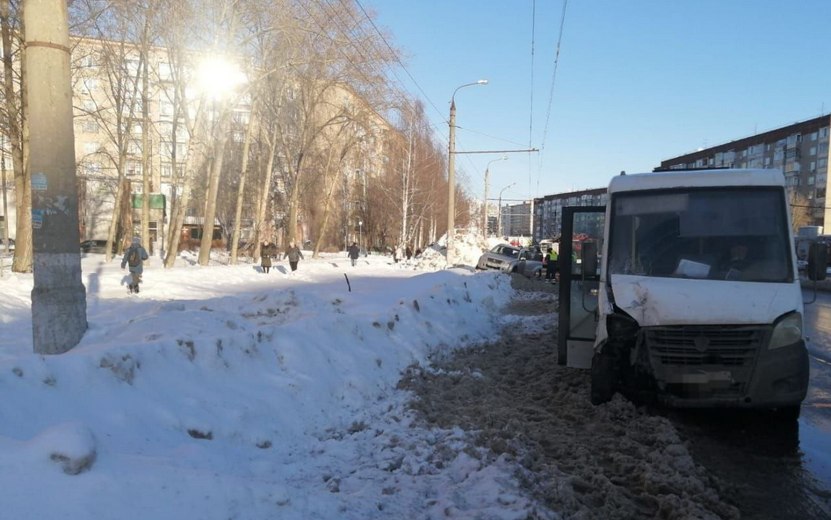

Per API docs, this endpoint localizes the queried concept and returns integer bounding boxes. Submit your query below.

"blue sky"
[368,0,831,204]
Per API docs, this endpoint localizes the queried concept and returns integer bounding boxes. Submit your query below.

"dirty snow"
[0,234,734,519]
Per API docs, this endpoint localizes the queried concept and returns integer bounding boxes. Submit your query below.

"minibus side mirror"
[808,241,827,281]
[582,241,598,277]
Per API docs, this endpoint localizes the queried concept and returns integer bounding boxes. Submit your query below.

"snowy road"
[406,275,831,519]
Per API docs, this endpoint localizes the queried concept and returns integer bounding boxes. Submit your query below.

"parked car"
[80,239,116,254]
[0,237,14,252]
[476,243,545,278]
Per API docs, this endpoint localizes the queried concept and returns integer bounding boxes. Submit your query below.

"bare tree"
[790,191,816,230]
[0,0,30,272]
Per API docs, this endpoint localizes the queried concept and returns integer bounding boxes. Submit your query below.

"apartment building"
[659,115,831,228]
[70,37,251,250]
[532,187,608,241]
[0,36,390,252]
[499,201,532,238]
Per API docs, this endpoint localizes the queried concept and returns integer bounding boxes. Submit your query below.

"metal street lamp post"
[483,155,507,237]
[447,79,487,263]
[497,182,515,238]
[358,220,363,252]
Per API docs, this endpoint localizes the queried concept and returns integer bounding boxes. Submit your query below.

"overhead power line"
[352,0,445,124]
[528,0,536,195]
[537,0,568,186]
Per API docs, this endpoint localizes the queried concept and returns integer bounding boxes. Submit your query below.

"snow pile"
[0,248,557,519]
[405,230,492,271]
[0,232,740,519]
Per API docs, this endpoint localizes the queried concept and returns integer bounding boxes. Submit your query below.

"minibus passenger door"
[558,206,605,369]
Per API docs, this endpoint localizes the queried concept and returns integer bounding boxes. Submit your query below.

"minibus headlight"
[769,313,802,350]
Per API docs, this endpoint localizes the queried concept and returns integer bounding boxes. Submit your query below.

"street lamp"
[447,79,488,263]
[497,182,515,238]
[483,155,507,237]
[358,220,363,252]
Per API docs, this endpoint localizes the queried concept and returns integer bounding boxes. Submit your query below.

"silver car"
[476,244,545,278]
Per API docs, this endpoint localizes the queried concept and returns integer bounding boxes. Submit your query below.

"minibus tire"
[590,351,615,405]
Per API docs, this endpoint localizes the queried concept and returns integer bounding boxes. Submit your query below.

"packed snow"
[0,234,733,519]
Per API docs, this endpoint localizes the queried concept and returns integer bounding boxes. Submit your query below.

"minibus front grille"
[645,325,766,367]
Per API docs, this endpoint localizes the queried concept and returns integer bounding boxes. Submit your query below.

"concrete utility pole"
[447,98,456,259]
[446,80,487,264]
[482,156,507,238]
[25,0,87,354]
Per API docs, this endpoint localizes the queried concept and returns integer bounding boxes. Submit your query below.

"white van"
[557,169,822,419]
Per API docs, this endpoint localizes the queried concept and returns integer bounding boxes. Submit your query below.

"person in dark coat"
[285,242,304,272]
[405,246,412,260]
[348,242,360,266]
[121,236,149,293]
[261,241,273,273]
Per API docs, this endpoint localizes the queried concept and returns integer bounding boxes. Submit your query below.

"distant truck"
[558,168,826,419]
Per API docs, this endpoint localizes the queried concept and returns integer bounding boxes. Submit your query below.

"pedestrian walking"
[405,245,412,260]
[348,242,360,266]
[121,236,149,293]
[285,241,304,272]
[261,241,274,273]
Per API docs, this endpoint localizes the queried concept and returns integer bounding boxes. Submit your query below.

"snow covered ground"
[0,236,564,519]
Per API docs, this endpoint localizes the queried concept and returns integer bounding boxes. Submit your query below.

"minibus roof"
[609,168,785,194]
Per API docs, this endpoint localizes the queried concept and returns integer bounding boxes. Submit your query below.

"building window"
[161,162,172,177]
[158,121,173,137]
[83,142,99,155]
[81,78,98,94]
[232,111,250,125]
[159,99,174,120]
[811,132,818,141]
[159,62,172,81]
[82,120,99,133]
[126,160,141,176]
[820,127,829,140]
[80,53,97,69]
[817,187,826,199]
[126,58,140,76]
[808,176,815,186]
[128,140,142,155]
[86,162,101,175]
[161,140,173,160]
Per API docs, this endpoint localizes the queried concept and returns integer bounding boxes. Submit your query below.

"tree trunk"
[1,1,30,272]
[286,154,304,245]
[197,106,232,266]
[229,103,257,265]
[312,148,341,259]
[253,125,278,263]
[140,19,151,254]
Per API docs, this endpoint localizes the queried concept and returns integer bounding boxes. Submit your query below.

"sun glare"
[195,56,246,99]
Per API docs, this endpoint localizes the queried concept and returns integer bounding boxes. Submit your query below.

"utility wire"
[351,0,484,180]
[528,0,536,196]
[537,0,568,182]
[353,0,446,125]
